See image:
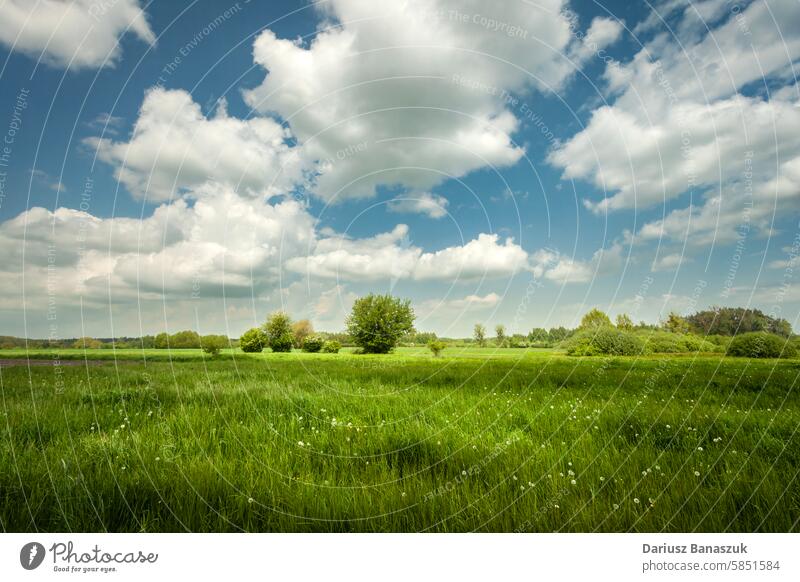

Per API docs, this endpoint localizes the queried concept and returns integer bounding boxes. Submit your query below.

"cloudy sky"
[0,0,798,339]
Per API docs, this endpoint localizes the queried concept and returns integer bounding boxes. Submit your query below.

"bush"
[264,311,294,352]
[636,331,716,353]
[321,340,341,353]
[239,328,267,353]
[726,332,797,359]
[346,294,415,354]
[564,328,647,356]
[302,336,325,353]
[200,335,228,356]
[428,340,446,357]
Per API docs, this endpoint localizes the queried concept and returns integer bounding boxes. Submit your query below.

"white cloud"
[545,0,800,271]
[387,192,449,219]
[651,252,688,272]
[286,228,529,282]
[0,0,154,69]
[242,0,610,201]
[531,243,625,284]
[87,88,302,202]
[416,291,501,319]
[570,16,624,62]
[0,183,316,310]
[441,292,501,310]
[550,94,800,214]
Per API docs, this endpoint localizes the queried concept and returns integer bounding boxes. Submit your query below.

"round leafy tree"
[346,294,415,354]
[263,311,294,352]
[579,308,612,329]
[428,339,446,357]
[239,328,267,353]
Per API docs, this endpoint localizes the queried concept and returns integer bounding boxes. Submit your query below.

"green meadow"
[1,347,798,532]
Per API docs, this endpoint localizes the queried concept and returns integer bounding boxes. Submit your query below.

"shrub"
[564,328,646,356]
[726,332,797,359]
[346,294,415,354]
[428,340,446,357]
[302,336,325,353]
[637,331,716,354]
[321,340,341,353]
[264,311,294,352]
[239,328,267,353]
[200,335,228,356]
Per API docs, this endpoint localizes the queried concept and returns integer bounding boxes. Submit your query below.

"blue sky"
[0,0,798,338]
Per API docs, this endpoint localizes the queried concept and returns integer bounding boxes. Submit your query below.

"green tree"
[664,312,690,334]
[548,326,570,343]
[346,294,415,354]
[495,324,506,347]
[154,332,170,349]
[263,311,294,352]
[200,335,228,356]
[428,339,447,357]
[169,330,201,348]
[528,327,549,344]
[616,313,634,331]
[687,306,792,337]
[580,308,612,329]
[239,328,267,353]
[473,323,487,347]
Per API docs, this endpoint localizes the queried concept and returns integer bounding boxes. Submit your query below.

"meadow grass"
[1,347,798,532]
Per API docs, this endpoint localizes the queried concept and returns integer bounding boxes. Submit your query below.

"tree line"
[0,304,792,355]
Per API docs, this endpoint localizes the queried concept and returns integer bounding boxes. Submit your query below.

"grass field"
[1,347,799,532]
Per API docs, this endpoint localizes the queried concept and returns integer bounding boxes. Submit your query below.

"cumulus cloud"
[0,0,154,69]
[0,183,316,311]
[87,89,302,202]
[549,0,800,235]
[550,94,800,215]
[242,0,617,202]
[569,16,624,62]
[387,192,450,219]
[531,243,625,284]
[285,227,529,282]
[1,179,535,327]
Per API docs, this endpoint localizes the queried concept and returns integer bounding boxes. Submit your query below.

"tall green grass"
[1,349,798,532]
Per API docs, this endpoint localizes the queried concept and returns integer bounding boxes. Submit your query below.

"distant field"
[1,348,798,532]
